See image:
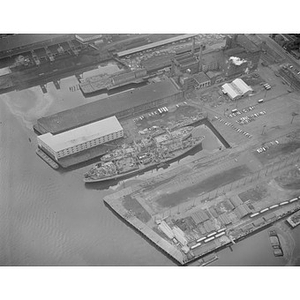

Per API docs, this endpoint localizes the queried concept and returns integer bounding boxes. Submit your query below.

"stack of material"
[158,221,175,240]
[191,209,210,225]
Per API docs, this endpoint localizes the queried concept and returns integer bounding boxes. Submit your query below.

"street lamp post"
[262,125,266,135]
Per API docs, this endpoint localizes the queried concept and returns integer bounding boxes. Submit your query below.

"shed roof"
[37,116,123,152]
[234,204,251,218]
[232,78,253,95]
[222,83,240,100]
[191,209,210,224]
[219,213,232,225]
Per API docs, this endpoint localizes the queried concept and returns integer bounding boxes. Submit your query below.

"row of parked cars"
[228,106,256,118]
[236,110,267,125]
[214,116,253,139]
[133,106,169,122]
[256,140,279,153]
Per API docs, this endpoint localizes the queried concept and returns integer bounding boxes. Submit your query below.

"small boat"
[269,230,283,257]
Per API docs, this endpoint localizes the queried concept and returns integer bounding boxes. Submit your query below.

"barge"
[286,210,300,228]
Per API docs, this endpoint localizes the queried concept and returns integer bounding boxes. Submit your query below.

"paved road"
[256,34,300,69]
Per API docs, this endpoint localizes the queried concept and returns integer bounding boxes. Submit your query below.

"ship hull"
[84,138,203,183]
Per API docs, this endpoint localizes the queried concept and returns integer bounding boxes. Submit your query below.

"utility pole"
[291,112,299,124]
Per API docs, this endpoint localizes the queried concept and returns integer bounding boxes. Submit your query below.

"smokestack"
[192,37,195,56]
[225,35,232,49]
[198,44,203,72]
[232,34,238,47]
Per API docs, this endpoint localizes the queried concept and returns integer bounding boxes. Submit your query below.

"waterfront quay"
[104,183,300,265]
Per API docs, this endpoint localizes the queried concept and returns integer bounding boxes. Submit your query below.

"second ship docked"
[84,125,204,183]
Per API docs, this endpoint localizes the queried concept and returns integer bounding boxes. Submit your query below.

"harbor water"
[0,62,299,266]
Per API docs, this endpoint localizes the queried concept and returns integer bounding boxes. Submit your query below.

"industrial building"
[279,64,300,91]
[0,34,74,59]
[35,79,182,135]
[116,34,198,57]
[221,35,261,78]
[37,116,123,161]
[222,78,252,100]
[194,72,211,89]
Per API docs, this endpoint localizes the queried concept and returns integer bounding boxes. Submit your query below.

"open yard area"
[155,165,251,210]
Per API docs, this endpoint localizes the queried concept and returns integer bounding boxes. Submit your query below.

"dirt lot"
[254,141,300,165]
[238,184,269,202]
[122,195,151,223]
[156,165,252,209]
[275,167,300,190]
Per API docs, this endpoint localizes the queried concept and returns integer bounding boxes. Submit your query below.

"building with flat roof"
[35,79,181,134]
[194,72,211,89]
[37,116,123,161]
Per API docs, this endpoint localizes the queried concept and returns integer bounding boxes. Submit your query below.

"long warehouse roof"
[38,116,123,152]
[117,34,199,57]
[37,79,180,134]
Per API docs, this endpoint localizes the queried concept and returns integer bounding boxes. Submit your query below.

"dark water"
[0,62,299,266]
[212,224,300,266]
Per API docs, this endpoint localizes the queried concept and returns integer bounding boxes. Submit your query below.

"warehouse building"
[37,116,123,161]
[35,79,182,135]
[222,78,252,100]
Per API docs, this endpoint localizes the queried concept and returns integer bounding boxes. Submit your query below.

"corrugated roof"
[234,204,251,218]
[219,213,232,225]
[191,209,210,224]
[209,207,219,218]
[222,83,240,99]
[37,79,180,134]
[37,116,123,152]
[232,78,253,95]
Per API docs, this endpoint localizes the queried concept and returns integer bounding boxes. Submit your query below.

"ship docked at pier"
[84,126,204,183]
